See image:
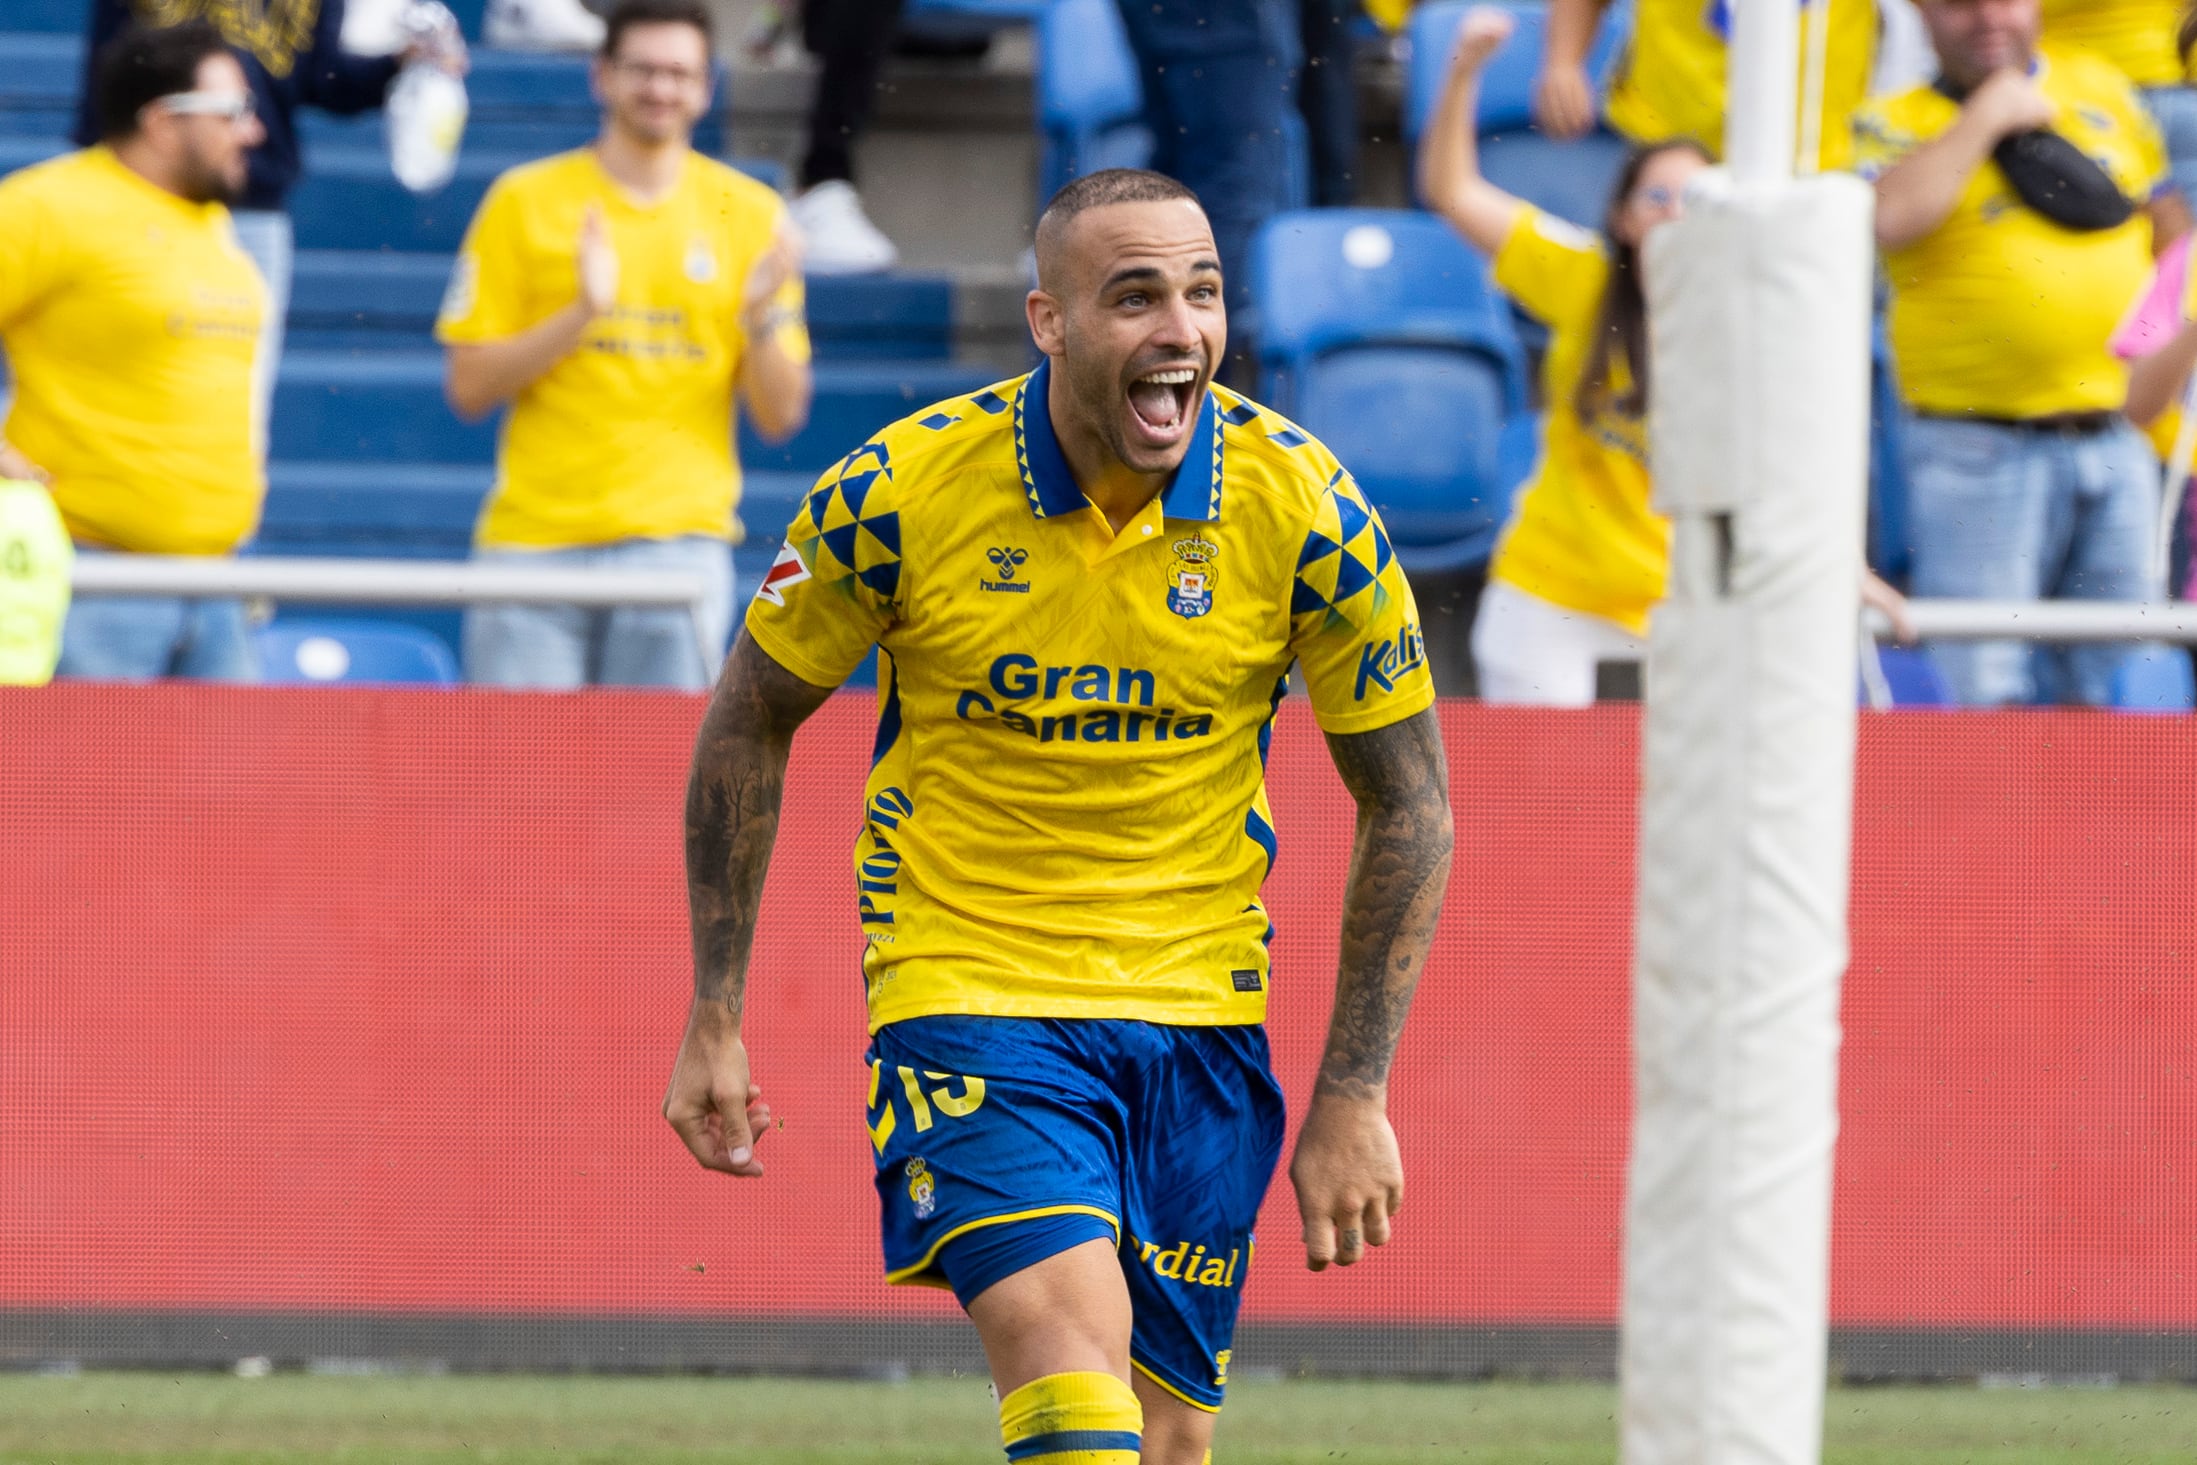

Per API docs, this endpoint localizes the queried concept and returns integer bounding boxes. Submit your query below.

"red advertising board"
[3,688,2192,1330]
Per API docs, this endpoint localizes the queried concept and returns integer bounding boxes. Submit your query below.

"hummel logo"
[982,546,1032,594]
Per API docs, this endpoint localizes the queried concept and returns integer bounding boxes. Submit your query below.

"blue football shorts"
[865,1015,1287,1411]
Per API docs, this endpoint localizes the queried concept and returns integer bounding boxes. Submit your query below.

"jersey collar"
[1013,359,1225,522]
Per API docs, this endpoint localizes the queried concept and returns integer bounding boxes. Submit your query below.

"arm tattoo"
[1316,707,1455,1100]
[685,633,835,1020]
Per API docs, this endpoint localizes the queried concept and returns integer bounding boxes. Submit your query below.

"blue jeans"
[1115,0,1302,317]
[229,209,292,456]
[1903,415,2157,706]
[2144,85,2197,214]
[462,535,735,690]
[55,581,259,683]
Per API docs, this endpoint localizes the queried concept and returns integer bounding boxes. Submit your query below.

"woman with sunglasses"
[1419,5,1706,705]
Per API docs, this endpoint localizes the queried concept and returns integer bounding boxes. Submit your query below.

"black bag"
[1933,76,2136,232]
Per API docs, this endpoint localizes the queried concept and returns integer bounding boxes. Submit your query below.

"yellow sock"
[998,1370,1142,1463]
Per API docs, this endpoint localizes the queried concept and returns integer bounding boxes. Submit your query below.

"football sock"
[998,1370,1142,1463]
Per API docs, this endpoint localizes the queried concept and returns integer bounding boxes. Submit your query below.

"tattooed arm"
[1289,706,1454,1269]
[663,631,837,1178]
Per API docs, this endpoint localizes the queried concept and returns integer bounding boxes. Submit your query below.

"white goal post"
[1621,0,1875,1456]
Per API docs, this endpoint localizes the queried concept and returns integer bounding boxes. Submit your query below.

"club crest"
[1166,535,1218,619]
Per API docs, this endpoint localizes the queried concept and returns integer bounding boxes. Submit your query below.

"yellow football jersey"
[0,147,264,556]
[1855,51,2166,418]
[1488,206,1669,636]
[2041,0,2183,87]
[745,364,1435,1032]
[435,149,811,550]
[1605,0,1877,171]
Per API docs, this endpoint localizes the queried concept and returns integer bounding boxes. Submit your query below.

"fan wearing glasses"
[0,22,274,681]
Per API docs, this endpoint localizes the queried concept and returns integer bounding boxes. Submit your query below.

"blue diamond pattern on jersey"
[793,440,904,603]
[1291,478,1394,632]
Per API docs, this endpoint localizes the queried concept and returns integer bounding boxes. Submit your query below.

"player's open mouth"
[1125,366,1200,449]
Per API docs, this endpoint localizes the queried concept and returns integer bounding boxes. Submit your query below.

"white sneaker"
[790,180,900,275]
[484,0,605,53]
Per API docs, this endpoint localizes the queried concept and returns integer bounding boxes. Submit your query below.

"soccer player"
[664,170,1454,1464]
[437,0,811,690]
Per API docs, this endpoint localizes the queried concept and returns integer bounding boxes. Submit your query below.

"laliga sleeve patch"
[757,541,812,606]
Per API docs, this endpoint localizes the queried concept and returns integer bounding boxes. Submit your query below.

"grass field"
[2,1374,2194,1464]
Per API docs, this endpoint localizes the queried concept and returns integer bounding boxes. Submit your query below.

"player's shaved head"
[1024,168,1226,490]
[1033,169,1204,294]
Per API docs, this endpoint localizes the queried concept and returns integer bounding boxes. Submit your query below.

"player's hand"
[1451,6,1516,76]
[0,438,48,485]
[742,219,805,331]
[1532,60,1598,141]
[1288,1091,1404,1271]
[1967,68,2055,140]
[663,1000,773,1178]
[577,204,619,317]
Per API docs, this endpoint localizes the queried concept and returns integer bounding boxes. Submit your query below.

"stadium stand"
[1251,208,1531,573]
[0,13,994,679]
[1404,0,1631,230]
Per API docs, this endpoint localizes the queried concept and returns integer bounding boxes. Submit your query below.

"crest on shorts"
[905,1157,937,1219]
[1166,535,1218,619]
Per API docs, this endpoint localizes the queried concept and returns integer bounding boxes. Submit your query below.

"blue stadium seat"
[1864,645,1953,708]
[257,617,461,685]
[1252,209,1530,571]
[1,1,90,33]
[1405,0,1631,230]
[1036,0,1151,200]
[2110,645,2196,712]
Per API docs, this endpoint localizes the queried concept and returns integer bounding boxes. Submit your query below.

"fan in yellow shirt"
[1421,8,1912,703]
[2042,0,2197,217]
[1857,0,2167,708]
[437,0,812,690]
[1533,0,1878,171]
[0,23,269,681]
[1417,8,1690,704]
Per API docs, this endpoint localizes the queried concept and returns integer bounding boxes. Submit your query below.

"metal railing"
[69,553,717,666]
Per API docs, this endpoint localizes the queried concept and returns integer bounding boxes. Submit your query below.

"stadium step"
[258,459,813,557]
[270,349,998,471]
[287,250,958,361]
[287,145,784,253]
[0,37,725,154]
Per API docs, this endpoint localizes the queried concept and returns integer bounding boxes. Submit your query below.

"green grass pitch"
[1,1373,2192,1463]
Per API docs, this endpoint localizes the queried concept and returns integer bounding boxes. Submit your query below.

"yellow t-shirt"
[1854,51,2167,418]
[0,147,264,556]
[2041,0,2183,87]
[1488,207,1669,635]
[0,480,72,686]
[745,365,1436,1032]
[1606,0,1877,171]
[435,149,811,550]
